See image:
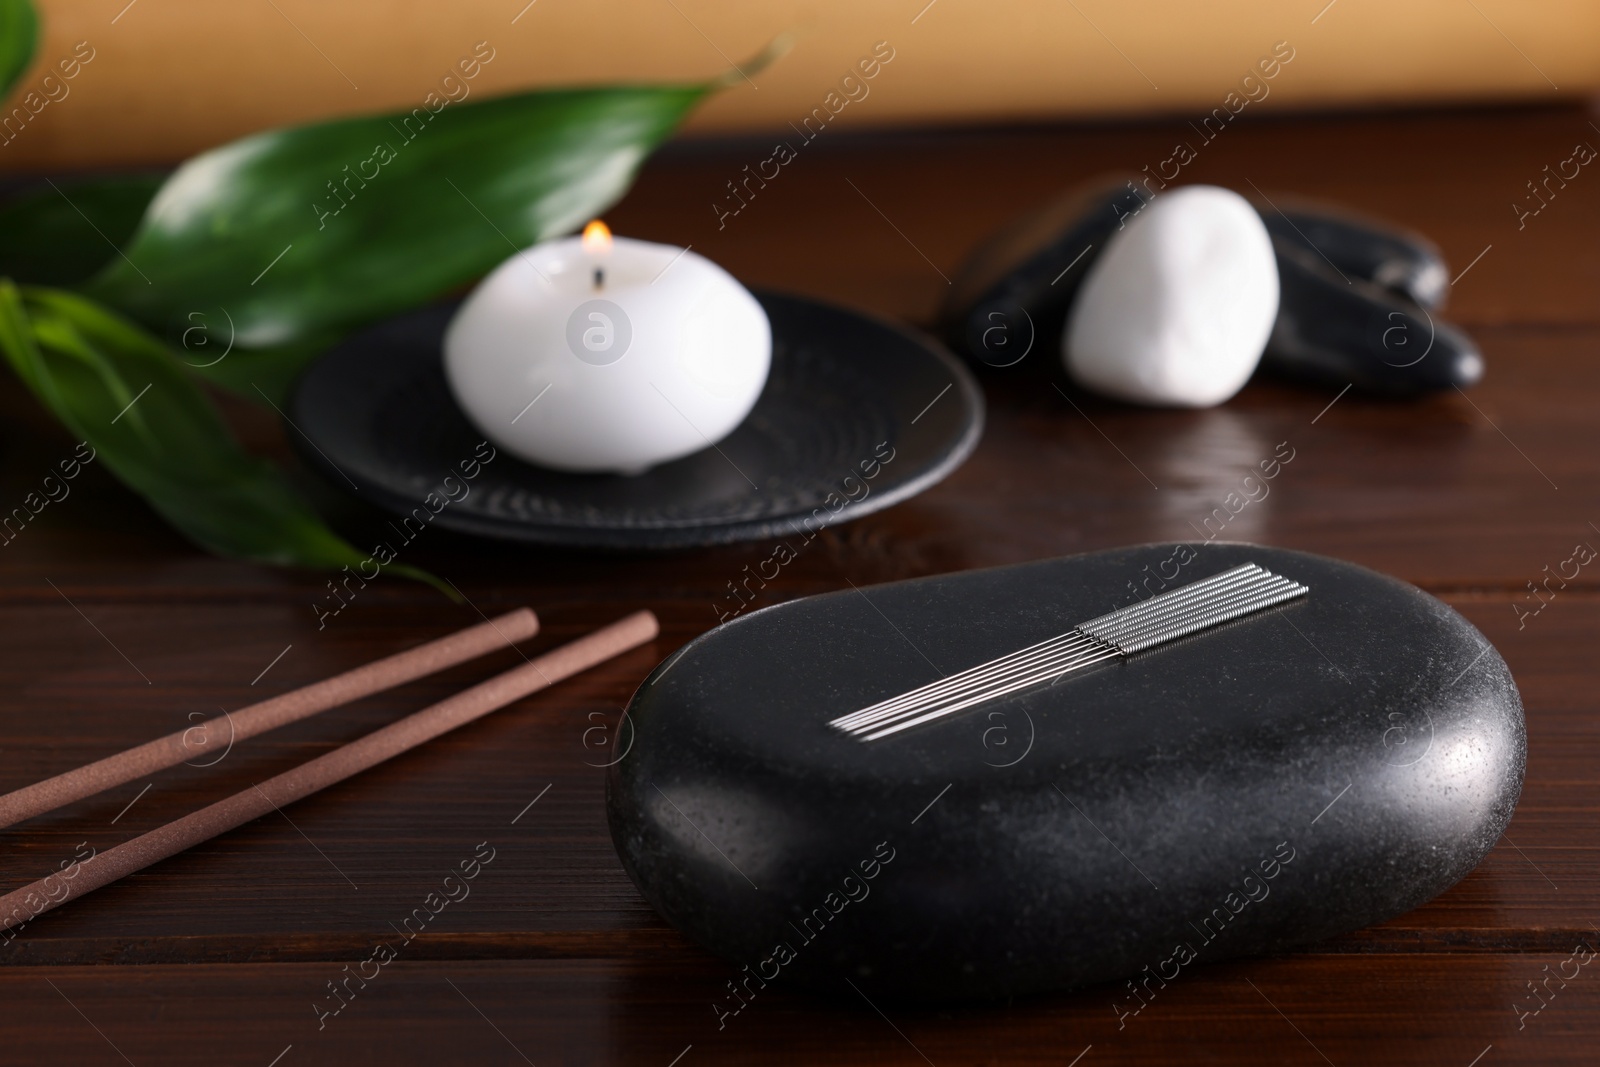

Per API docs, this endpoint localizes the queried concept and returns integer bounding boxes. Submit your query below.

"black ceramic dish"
[288,291,984,550]
[609,543,1525,1001]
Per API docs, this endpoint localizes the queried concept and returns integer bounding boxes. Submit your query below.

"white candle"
[444,221,771,475]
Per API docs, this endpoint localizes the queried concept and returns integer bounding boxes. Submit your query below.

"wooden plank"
[0,955,1592,1066]
[0,596,1589,962]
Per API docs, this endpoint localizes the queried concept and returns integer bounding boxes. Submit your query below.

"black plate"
[288,291,984,549]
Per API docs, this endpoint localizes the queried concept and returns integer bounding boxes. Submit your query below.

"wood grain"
[1,103,1598,1064]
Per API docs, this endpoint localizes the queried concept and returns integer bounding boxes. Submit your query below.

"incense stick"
[0,611,658,935]
[0,609,541,831]
[830,563,1308,741]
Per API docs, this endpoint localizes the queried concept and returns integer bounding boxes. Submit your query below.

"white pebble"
[1064,185,1278,407]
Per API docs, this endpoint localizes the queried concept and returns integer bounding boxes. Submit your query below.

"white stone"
[1063,185,1278,408]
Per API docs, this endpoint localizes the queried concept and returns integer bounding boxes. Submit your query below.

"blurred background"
[4,0,1598,170]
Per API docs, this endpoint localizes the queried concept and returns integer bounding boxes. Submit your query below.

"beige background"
[2,0,1598,170]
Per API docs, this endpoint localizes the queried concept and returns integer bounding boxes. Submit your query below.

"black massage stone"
[1251,194,1450,311]
[939,176,1142,375]
[607,543,1524,1001]
[1262,238,1484,396]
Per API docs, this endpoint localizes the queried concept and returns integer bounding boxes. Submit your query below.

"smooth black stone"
[1263,239,1484,396]
[938,176,1143,374]
[1251,195,1450,310]
[607,544,1524,1002]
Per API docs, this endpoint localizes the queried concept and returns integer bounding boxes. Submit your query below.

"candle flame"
[582,219,613,255]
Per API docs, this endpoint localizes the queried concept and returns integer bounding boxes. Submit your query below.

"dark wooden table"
[2,102,1597,1065]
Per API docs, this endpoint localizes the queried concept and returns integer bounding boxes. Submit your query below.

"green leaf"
[0,282,451,595]
[85,81,711,351]
[0,175,165,286]
[182,331,333,406]
[0,0,37,100]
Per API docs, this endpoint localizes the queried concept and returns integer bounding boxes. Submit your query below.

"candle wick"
[593,267,604,290]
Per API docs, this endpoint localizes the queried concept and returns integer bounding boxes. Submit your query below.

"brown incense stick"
[0,610,657,935]
[0,608,540,831]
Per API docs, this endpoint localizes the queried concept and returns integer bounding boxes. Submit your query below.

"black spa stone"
[1263,239,1485,396]
[1251,195,1451,310]
[939,176,1141,373]
[607,544,1524,1002]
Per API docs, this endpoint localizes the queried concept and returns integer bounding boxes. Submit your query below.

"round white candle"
[444,222,771,475]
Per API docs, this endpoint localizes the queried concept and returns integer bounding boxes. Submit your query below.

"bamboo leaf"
[0,175,164,286]
[85,79,711,353]
[0,282,450,595]
[0,0,36,100]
